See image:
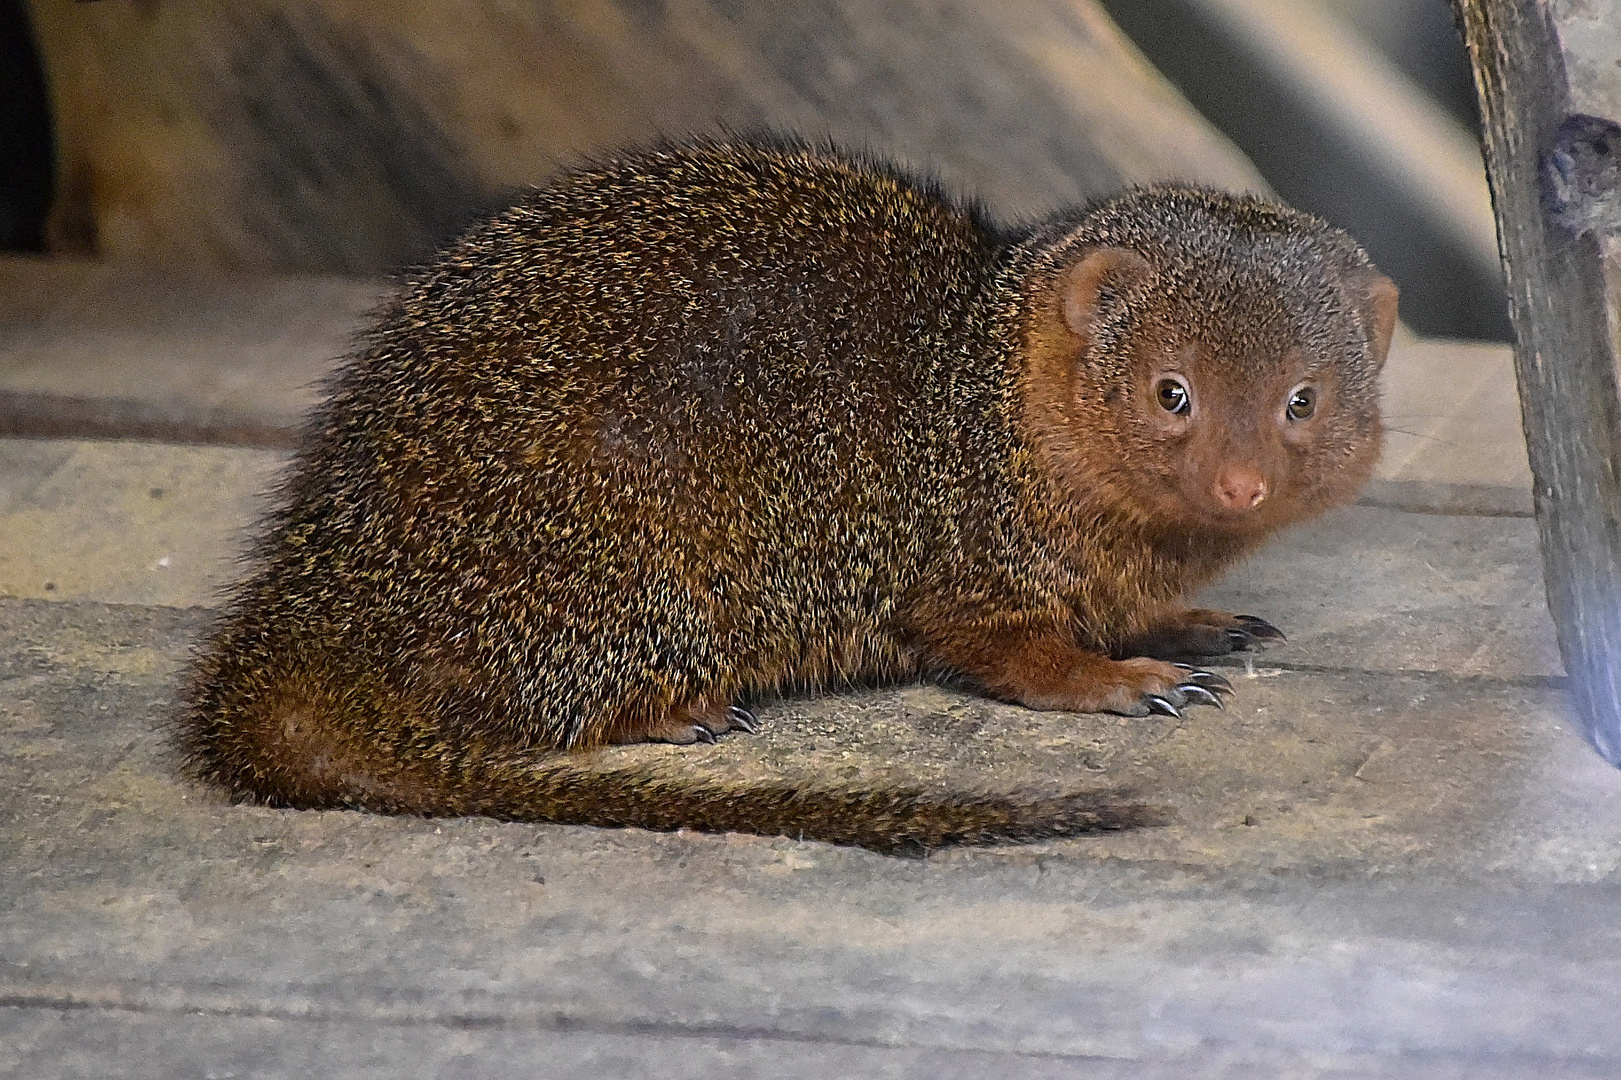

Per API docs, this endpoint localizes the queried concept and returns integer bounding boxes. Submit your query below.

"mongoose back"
[181,137,1397,853]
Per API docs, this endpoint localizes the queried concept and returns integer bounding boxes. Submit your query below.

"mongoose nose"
[1214,465,1268,511]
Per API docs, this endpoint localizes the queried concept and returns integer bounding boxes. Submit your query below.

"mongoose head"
[1019,187,1397,538]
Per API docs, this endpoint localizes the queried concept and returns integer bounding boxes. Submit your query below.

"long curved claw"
[1179,668,1234,696]
[727,705,759,734]
[1144,694,1183,719]
[1234,614,1287,641]
[691,725,718,744]
[1178,683,1224,709]
[1225,628,1260,650]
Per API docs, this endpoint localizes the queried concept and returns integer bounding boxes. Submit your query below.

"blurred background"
[1101,0,1504,340]
[0,0,1503,341]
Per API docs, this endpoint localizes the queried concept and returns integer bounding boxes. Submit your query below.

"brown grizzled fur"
[180,137,1397,853]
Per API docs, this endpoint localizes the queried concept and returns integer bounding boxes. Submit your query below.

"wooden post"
[1452,0,1621,762]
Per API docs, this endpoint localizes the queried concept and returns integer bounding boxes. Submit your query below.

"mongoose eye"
[1155,377,1191,415]
[1286,385,1317,422]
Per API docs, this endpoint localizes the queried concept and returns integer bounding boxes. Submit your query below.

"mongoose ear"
[1348,270,1399,366]
[1061,247,1152,338]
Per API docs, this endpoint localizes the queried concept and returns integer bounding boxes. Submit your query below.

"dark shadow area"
[1101,0,1511,341]
[0,0,53,252]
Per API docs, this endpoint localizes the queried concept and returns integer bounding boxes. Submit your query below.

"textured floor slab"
[1198,503,1562,680]
[1370,337,1532,514]
[0,437,1604,1075]
[0,595,1595,875]
[0,256,380,444]
[5,1011,1620,1080]
[0,439,284,607]
[2,587,1617,1072]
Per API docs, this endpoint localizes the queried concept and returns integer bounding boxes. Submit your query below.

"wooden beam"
[22,0,1265,274]
[1451,0,1621,762]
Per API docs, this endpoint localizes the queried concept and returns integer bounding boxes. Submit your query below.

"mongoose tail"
[184,717,1163,854]
[433,762,1163,855]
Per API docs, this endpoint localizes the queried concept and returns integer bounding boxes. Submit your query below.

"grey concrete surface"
[1370,337,1532,514]
[3,435,1619,1077]
[0,235,1583,1080]
[0,439,284,607]
[0,256,382,445]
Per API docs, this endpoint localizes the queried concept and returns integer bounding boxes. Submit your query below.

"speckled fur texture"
[180,137,1395,852]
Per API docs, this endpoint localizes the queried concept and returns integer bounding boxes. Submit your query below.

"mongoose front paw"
[1172,664,1234,708]
[1118,609,1286,659]
[1230,614,1286,645]
[1010,656,1233,717]
[624,703,760,745]
[1134,664,1235,718]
